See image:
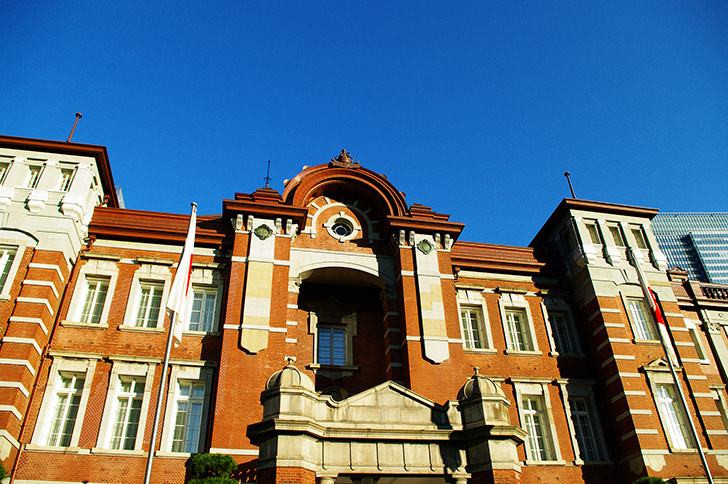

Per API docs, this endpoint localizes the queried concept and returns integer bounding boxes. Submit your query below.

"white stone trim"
[0,358,36,375]
[0,404,22,420]
[95,361,155,451]
[0,429,20,449]
[2,336,42,354]
[16,296,54,315]
[610,390,647,403]
[28,262,65,281]
[208,447,258,456]
[615,408,653,422]
[8,316,48,334]
[32,357,97,447]
[22,279,59,298]
[0,380,30,397]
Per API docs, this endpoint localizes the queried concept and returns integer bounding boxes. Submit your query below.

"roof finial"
[264,160,271,188]
[329,149,360,169]
[66,112,82,142]
[564,171,577,198]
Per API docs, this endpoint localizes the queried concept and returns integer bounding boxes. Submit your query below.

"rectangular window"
[318,326,346,365]
[609,225,625,247]
[585,222,602,244]
[522,395,553,461]
[569,397,600,461]
[461,306,485,349]
[135,281,163,328]
[655,383,695,450]
[627,298,658,341]
[189,288,217,332]
[0,163,9,184]
[47,373,85,447]
[505,308,534,351]
[549,311,575,354]
[58,168,74,191]
[631,227,648,249]
[25,165,42,188]
[79,277,110,324]
[0,246,18,290]
[110,377,145,450]
[172,380,206,453]
[711,389,728,432]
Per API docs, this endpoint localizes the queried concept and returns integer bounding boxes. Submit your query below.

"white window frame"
[159,364,214,456]
[643,363,697,452]
[309,310,358,368]
[456,289,494,352]
[64,257,120,328]
[557,381,609,464]
[24,164,43,189]
[56,165,76,192]
[684,319,710,365]
[183,267,223,334]
[499,292,539,355]
[30,356,98,449]
[512,380,563,464]
[622,295,659,342]
[121,263,173,332]
[0,243,23,299]
[95,360,155,453]
[541,298,581,356]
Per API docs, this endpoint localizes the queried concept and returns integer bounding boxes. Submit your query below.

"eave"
[89,207,231,247]
[451,241,563,276]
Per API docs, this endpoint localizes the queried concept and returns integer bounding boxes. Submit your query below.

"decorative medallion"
[254,224,273,240]
[416,239,434,255]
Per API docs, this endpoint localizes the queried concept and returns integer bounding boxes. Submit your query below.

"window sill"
[91,447,145,456]
[633,339,661,345]
[504,350,542,356]
[524,459,566,466]
[307,364,358,379]
[61,320,108,330]
[118,325,165,334]
[463,347,497,354]
[24,444,83,453]
[576,459,613,466]
[549,351,585,359]
[155,450,193,458]
[182,330,220,338]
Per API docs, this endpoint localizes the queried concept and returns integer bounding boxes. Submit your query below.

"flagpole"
[143,307,177,484]
[628,248,714,484]
[143,202,197,484]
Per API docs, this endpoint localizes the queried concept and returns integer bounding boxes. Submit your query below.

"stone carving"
[253,224,273,240]
[416,239,434,255]
[330,149,361,168]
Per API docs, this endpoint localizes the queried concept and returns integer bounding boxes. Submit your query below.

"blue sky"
[2,2,727,246]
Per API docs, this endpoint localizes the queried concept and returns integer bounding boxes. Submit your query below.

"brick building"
[0,137,726,484]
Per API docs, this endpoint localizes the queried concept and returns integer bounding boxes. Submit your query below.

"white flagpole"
[628,248,714,484]
[143,203,197,484]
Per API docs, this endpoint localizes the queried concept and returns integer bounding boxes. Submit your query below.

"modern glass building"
[652,212,728,284]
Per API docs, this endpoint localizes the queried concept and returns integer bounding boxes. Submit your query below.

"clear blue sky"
[2,2,726,246]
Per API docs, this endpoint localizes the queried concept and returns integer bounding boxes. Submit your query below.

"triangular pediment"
[643,357,671,372]
[321,380,456,429]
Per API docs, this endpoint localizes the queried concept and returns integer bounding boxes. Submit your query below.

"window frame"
[512,380,563,464]
[57,166,76,192]
[643,362,698,452]
[0,244,21,298]
[121,263,173,332]
[499,292,539,355]
[95,360,155,453]
[24,164,43,189]
[541,298,581,357]
[684,319,710,365]
[31,356,98,449]
[159,365,214,456]
[309,310,358,368]
[64,256,120,328]
[557,381,609,464]
[183,267,224,335]
[623,295,659,342]
[456,289,494,352]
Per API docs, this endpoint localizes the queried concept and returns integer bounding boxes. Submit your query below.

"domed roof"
[458,367,506,400]
[265,360,314,391]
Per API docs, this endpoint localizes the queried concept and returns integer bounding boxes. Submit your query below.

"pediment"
[320,380,456,429]
[642,357,670,372]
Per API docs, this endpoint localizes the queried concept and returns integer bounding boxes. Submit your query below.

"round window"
[331,219,353,237]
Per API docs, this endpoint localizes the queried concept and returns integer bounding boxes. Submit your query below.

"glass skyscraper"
[652,212,728,284]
